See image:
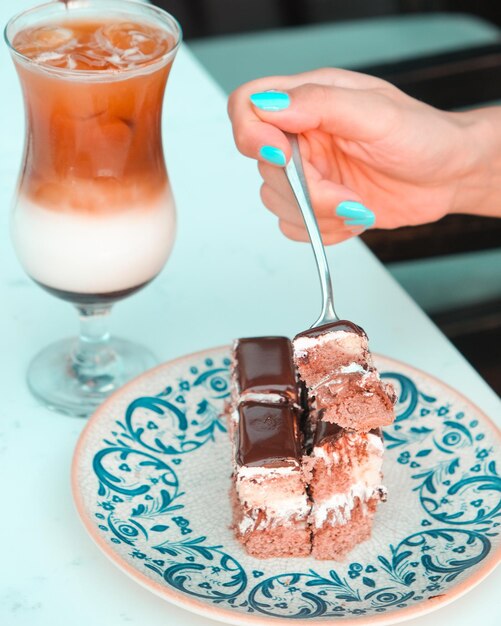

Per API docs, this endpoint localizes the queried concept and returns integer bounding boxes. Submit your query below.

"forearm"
[452,106,501,218]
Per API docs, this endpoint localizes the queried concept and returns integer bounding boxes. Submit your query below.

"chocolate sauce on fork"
[35,280,151,305]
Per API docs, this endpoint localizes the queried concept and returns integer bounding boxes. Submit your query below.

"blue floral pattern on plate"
[73,348,501,624]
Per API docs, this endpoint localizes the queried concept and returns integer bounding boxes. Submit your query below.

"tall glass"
[5,1,181,417]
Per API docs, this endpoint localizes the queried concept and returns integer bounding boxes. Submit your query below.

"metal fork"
[284,133,340,328]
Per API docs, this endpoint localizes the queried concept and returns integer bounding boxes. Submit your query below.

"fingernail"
[250,91,290,111]
[336,201,375,228]
[260,145,287,166]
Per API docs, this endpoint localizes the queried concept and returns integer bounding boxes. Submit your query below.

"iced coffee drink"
[5,0,181,415]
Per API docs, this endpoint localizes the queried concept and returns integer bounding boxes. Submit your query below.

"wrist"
[450,107,501,217]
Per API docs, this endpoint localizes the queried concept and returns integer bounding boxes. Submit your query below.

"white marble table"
[0,2,499,624]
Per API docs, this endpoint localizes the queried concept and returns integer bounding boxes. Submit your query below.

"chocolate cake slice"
[228,331,393,560]
[303,420,386,560]
[231,401,311,558]
[293,321,396,431]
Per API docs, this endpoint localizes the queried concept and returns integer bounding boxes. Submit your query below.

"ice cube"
[36,51,65,62]
[31,26,73,50]
[98,23,139,51]
[93,22,167,65]
[70,51,109,70]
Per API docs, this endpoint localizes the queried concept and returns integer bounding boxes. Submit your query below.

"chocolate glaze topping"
[313,419,344,447]
[237,401,301,467]
[294,320,366,341]
[234,337,298,402]
[313,420,384,447]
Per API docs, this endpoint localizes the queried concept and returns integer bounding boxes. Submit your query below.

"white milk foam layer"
[12,190,176,293]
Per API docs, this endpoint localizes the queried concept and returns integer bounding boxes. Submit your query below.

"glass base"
[27,337,157,418]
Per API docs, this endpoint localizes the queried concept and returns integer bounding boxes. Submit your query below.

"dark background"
[155,0,501,40]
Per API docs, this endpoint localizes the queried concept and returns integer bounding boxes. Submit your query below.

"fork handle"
[284,133,339,326]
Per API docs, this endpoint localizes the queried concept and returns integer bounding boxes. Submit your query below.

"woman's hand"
[227,68,493,244]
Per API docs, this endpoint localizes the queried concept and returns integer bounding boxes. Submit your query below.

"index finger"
[227,68,391,162]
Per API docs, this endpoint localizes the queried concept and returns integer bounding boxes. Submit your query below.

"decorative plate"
[72,347,501,625]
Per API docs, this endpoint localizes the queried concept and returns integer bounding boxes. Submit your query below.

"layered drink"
[10,7,179,301]
[5,0,181,417]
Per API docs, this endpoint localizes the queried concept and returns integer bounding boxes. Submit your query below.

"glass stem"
[72,304,117,384]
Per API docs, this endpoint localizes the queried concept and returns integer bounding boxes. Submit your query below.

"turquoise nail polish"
[260,145,286,166]
[336,201,375,228]
[250,91,290,111]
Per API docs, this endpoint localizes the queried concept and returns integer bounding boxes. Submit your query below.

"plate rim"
[71,345,501,626]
